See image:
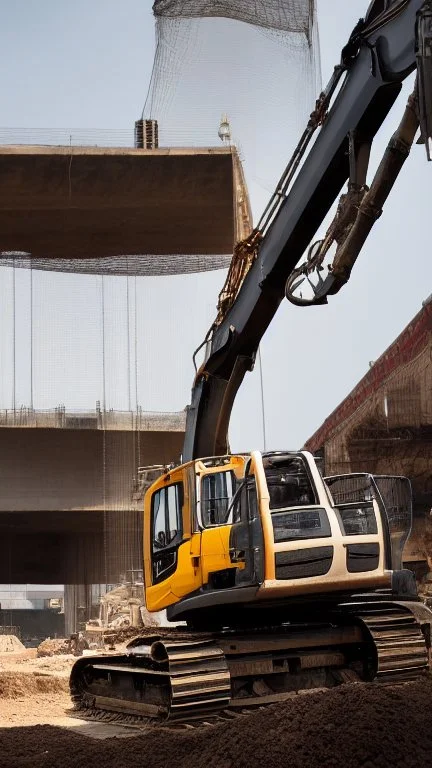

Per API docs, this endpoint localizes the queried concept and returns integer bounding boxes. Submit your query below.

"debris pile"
[98,583,160,630]
[37,638,72,657]
[84,582,162,649]
[0,635,25,654]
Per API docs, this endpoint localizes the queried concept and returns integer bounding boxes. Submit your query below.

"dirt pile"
[0,672,68,699]
[0,652,73,727]
[0,636,25,654]
[1,678,432,767]
[37,639,71,658]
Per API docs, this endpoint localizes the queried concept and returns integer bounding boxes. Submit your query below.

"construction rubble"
[0,636,25,654]
[83,581,162,649]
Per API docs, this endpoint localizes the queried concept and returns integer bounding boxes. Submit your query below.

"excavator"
[70,0,432,723]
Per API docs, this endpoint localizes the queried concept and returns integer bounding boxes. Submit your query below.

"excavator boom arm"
[183,0,430,462]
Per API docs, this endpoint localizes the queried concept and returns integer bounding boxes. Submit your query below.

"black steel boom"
[183,0,431,462]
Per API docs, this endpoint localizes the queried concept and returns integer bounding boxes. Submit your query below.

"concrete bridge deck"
[0,145,251,270]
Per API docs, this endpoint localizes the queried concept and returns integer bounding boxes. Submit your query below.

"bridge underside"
[0,510,107,583]
[0,424,184,584]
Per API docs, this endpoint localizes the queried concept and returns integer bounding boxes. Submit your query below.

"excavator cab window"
[201,470,236,527]
[229,482,245,524]
[324,474,379,538]
[151,482,183,583]
[264,455,317,510]
[263,455,331,544]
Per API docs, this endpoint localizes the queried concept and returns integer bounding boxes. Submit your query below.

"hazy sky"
[0,1,431,453]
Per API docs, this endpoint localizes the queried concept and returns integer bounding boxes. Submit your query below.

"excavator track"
[152,639,231,720]
[354,603,430,682]
[70,601,430,728]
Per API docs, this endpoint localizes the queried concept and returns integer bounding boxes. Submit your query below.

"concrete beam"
[0,511,106,583]
[0,407,185,432]
[0,426,183,512]
[0,145,251,267]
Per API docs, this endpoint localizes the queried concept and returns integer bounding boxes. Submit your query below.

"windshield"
[263,454,317,510]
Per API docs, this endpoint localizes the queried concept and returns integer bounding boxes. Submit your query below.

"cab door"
[229,475,265,587]
[151,482,184,585]
[144,470,202,612]
[199,468,238,588]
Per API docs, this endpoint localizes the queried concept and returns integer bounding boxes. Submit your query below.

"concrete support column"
[64,584,93,636]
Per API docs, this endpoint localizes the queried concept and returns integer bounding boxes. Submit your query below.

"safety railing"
[0,406,186,431]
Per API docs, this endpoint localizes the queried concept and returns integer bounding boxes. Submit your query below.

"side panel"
[197,458,249,587]
[257,455,393,599]
[200,525,239,585]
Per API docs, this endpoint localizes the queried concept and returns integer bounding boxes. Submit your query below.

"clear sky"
[0,1,431,452]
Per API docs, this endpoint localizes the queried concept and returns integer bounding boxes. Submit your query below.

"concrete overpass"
[0,408,185,585]
[0,145,251,273]
[305,299,432,570]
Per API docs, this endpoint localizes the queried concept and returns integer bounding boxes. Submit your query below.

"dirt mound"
[0,635,25,654]
[0,671,69,699]
[1,678,432,767]
[37,639,71,657]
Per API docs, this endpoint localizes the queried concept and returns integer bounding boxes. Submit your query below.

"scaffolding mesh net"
[0,254,232,278]
[146,1,320,223]
[0,2,322,632]
[0,259,217,632]
[153,0,312,33]
[0,1,320,277]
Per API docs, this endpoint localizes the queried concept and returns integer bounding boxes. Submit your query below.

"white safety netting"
[1,2,320,276]
[146,0,320,225]
[153,0,312,34]
[0,2,322,618]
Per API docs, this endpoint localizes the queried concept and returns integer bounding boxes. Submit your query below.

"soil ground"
[0,649,74,728]
[1,650,432,768]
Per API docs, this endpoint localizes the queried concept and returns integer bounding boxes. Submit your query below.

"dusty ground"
[0,649,74,728]
[1,650,432,767]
